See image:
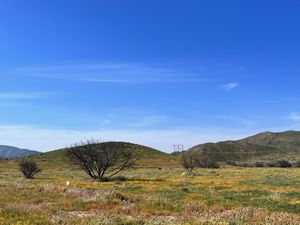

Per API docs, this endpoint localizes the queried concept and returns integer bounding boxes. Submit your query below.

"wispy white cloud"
[223,82,239,91]
[288,112,300,122]
[13,63,209,84]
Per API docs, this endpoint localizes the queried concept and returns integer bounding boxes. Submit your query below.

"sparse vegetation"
[19,159,41,179]
[1,160,300,224]
[188,131,300,163]
[1,136,300,224]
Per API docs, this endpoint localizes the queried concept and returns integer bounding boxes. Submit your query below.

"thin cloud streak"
[13,63,211,84]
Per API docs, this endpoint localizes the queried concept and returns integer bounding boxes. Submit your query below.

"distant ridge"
[187,130,300,162]
[0,145,40,158]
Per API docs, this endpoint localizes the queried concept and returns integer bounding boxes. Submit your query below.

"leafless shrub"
[19,159,41,179]
[181,151,201,175]
[68,140,133,181]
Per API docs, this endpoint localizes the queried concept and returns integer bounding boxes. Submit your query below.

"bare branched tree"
[182,150,219,175]
[68,140,133,181]
[19,159,41,179]
[181,151,201,175]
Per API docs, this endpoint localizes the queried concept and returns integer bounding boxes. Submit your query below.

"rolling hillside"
[188,131,300,163]
[26,141,179,169]
[0,145,39,158]
[3,131,300,170]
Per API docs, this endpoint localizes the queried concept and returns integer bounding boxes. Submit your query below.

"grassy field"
[1,161,300,224]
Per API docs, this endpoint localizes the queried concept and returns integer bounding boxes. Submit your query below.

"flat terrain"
[1,161,300,225]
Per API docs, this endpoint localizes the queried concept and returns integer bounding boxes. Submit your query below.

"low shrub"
[254,162,265,167]
[275,160,292,168]
[266,162,276,167]
[227,161,238,166]
[19,159,41,179]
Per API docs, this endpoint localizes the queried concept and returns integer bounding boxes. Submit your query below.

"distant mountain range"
[187,131,300,162]
[1,130,300,164]
[0,145,40,158]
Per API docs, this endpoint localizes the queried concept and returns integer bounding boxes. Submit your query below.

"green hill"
[188,131,300,163]
[26,141,179,169]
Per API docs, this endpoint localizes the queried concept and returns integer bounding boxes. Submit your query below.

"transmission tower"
[173,144,184,152]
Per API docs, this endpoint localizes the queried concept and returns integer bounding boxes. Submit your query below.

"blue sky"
[1,0,300,152]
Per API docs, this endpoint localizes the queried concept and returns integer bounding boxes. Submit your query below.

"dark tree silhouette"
[181,151,201,175]
[182,151,219,174]
[19,159,41,179]
[68,140,133,181]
